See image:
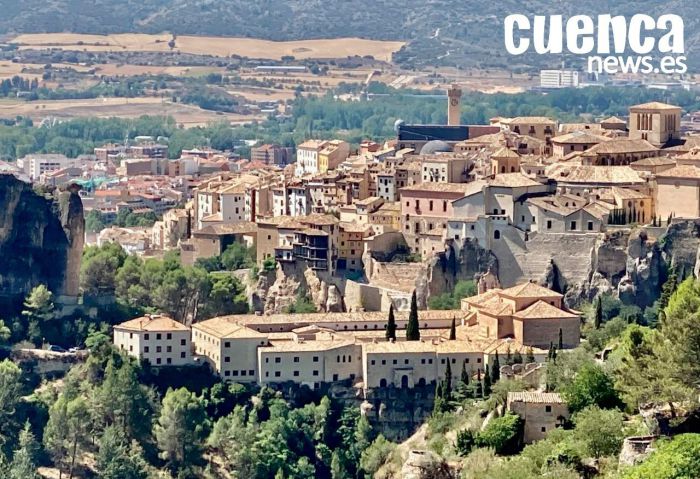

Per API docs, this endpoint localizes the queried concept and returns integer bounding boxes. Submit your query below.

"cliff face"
[0,175,84,309]
[428,222,700,308]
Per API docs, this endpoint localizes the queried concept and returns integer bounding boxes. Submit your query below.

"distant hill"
[0,0,698,71]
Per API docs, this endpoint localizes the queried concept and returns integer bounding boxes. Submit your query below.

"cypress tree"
[506,345,513,365]
[558,328,564,350]
[406,290,420,341]
[491,352,500,383]
[526,346,535,364]
[433,381,444,415]
[475,369,483,398]
[551,346,557,362]
[594,296,603,329]
[444,359,452,398]
[386,304,397,341]
[513,350,523,364]
[460,360,469,386]
[547,342,554,361]
[449,316,456,340]
[483,367,492,396]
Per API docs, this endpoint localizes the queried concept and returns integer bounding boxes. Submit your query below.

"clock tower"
[447,84,462,126]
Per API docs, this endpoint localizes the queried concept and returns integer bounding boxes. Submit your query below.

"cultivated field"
[0,97,265,127]
[12,33,405,62]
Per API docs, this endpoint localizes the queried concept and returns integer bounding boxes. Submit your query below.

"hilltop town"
[2,83,700,479]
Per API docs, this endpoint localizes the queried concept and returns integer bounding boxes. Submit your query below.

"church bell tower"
[447,84,462,126]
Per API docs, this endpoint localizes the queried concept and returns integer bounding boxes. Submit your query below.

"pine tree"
[594,296,603,329]
[558,328,564,350]
[526,346,535,364]
[386,304,396,341]
[449,316,456,340]
[491,352,500,383]
[406,290,420,341]
[9,423,41,479]
[483,367,492,396]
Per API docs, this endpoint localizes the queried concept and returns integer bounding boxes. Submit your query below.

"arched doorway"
[401,375,409,388]
[379,378,387,388]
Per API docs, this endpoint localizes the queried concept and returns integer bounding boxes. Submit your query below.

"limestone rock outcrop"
[401,450,453,479]
[0,176,84,310]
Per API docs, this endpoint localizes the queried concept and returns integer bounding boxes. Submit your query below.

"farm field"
[12,33,405,61]
[0,96,264,127]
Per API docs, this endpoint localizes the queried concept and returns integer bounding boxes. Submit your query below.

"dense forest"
[0,85,698,161]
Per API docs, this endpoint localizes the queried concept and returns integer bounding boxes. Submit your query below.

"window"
[224,341,231,348]
[232,370,239,376]
[156,333,162,340]
[381,360,386,365]
[429,200,433,211]
[156,346,162,353]
[275,357,281,363]
[166,333,172,340]
[313,370,319,376]
[293,371,300,377]
[180,351,186,358]
[274,371,281,377]
[392,359,398,365]
[494,230,501,239]
[441,358,446,364]
[371,359,376,365]
[313,356,319,362]
[545,405,552,412]
[541,426,547,433]
[404,359,409,365]
[443,200,447,212]
[451,358,456,364]
[294,356,300,363]
[428,359,433,364]
[587,221,593,231]
[180,339,186,346]
[224,357,230,363]
[333,374,339,381]
[547,220,552,230]
[166,358,172,365]
[225,370,231,377]
[144,334,150,340]
[421,358,426,364]
[166,346,172,353]
[249,370,254,376]
[570,221,577,230]
[156,358,161,365]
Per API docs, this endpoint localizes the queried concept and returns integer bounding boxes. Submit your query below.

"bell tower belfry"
[447,84,462,126]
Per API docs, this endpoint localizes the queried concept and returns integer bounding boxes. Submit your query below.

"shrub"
[475,412,523,455]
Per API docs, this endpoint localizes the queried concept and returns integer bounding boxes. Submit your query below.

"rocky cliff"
[428,222,700,308]
[247,262,345,314]
[0,175,84,310]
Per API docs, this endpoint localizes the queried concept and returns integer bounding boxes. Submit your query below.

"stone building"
[113,315,191,366]
[655,164,700,219]
[461,282,580,349]
[192,318,268,382]
[506,392,569,443]
[628,101,681,147]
